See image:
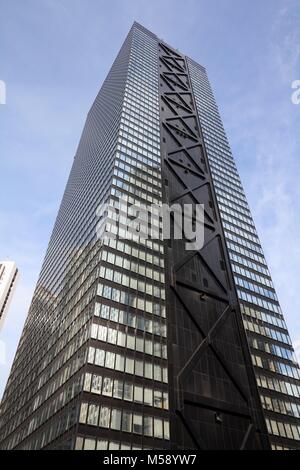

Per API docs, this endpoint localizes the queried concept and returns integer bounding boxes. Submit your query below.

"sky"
[0,0,300,398]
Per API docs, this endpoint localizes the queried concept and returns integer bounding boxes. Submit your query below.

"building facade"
[0,261,18,330]
[0,23,299,450]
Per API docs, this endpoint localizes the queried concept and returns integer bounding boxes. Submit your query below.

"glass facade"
[0,22,299,450]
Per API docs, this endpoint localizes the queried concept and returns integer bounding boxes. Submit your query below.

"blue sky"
[0,0,300,398]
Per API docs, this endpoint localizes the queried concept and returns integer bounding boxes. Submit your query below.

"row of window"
[235,276,277,301]
[112,177,161,205]
[238,289,281,314]
[97,282,166,318]
[260,393,300,418]
[240,303,285,329]
[252,353,300,380]
[266,417,300,441]
[94,302,167,337]
[228,242,266,265]
[116,151,161,179]
[256,372,300,399]
[75,436,147,450]
[224,220,259,244]
[99,266,165,300]
[117,144,160,169]
[83,372,168,409]
[216,188,249,210]
[120,113,160,138]
[249,336,295,362]
[91,322,167,359]
[225,230,263,254]
[229,252,269,276]
[243,318,291,346]
[232,263,273,289]
[102,214,164,256]
[113,167,161,196]
[101,249,164,283]
[88,346,168,383]
[79,402,170,440]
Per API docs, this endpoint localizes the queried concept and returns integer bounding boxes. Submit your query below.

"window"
[83,373,92,392]
[87,404,99,426]
[118,331,126,347]
[111,409,122,431]
[113,379,124,399]
[91,375,102,395]
[84,438,96,450]
[79,403,88,424]
[99,407,111,428]
[127,334,135,350]
[95,349,105,367]
[102,377,113,396]
[134,385,143,403]
[133,413,143,434]
[97,440,108,450]
[154,418,163,439]
[144,388,153,406]
[154,389,162,408]
[125,357,134,374]
[164,420,170,440]
[144,416,153,437]
[122,411,132,432]
[115,354,125,372]
[124,382,133,401]
[135,360,144,377]
[105,351,115,369]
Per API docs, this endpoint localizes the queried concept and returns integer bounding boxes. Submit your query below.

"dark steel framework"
[158,41,270,449]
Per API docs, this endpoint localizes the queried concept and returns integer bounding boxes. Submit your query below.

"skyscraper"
[0,22,299,451]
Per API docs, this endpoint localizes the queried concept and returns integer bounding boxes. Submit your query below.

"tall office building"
[0,23,299,451]
[0,261,18,330]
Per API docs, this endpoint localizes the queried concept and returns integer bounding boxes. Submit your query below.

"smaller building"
[0,261,18,330]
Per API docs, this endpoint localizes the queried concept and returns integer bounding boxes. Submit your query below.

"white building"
[0,261,18,330]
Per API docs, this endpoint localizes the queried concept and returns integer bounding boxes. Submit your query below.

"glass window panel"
[164,420,170,440]
[126,334,135,350]
[79,403,88,424]
[122,411,132,433]
[109,441,120,450]
[124,382,133,401]
[135,360,144,377]
[102,377,113,396]
[87,404,99,426]
[84,438,96,450]
[125,357,134,375]
[91,375,102,395]
[154,418,163,439]
[136,337,144,353]
[144,416,153,437]
[97,440,108,450]
[144,362,153,380]
[107,328,117,344]
[117,331,126,347]
[111,409,122,431]
[105,352,115,369]
[99,407,111,428]
[98,325,108,342]
[134,385,143,404]
[153,390,162,408]
[133,413,143,435]
[83,373,92,392]
[115,354,125,372]
[95,349,105,367]
[144,388,153,406]
[113,379,124,399]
